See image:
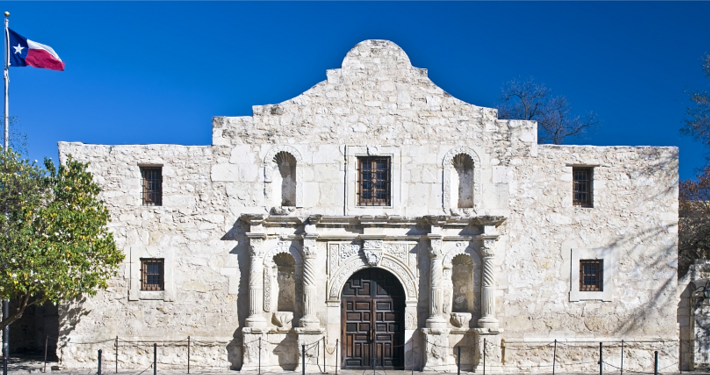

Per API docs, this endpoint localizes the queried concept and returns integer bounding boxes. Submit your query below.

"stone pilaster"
[300,233,320,328]
[422,233,454,371]
[246,233,267,328]
[426,234,447,329]
[478,234,499,330]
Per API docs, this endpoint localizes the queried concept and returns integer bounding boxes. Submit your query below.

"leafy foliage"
[497,77,599,144]
[679,169,710,277]
[0,150,123,330]
[681,53,710,158]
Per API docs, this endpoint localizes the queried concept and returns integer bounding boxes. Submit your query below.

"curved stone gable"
[215,39,511,147]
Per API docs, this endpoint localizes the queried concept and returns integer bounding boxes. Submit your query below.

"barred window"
[140,166,162,206]
[140,258,164,291]
[358,157,390,206]
[573,167,593,207]
[579,260,603,292]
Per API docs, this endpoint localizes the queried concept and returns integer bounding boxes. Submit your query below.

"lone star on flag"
[13,44,24,54]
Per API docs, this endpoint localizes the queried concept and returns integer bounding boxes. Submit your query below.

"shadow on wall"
[222,219,251,370]
[594,148,680,368]
[57,297,90,364]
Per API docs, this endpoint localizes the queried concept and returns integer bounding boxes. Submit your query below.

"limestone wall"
[55,39,679,371]
[496,145,679,371]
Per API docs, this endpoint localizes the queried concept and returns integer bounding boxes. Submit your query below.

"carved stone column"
[478,235,499,330]
[426,234,447,329]
[300,233,320,328]
[246,233,267,328]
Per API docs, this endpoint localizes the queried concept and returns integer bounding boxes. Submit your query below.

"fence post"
[599,342,603,375]
[654,351,658,375]
[552,339,557,375]
[187,336,190,375]
[258,337,261,375]
[621,340,624,375]
[483,338,486,375]
[115,336,118,374]
[153,343,157,375]
[335,339,339,375]
[43,335,48,373]
[98,349,102,375]
[302,345,305,375]
[457,346,461,375]
[323,337,326,374]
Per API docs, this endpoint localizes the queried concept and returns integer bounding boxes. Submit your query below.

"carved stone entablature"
[327,240,417,276]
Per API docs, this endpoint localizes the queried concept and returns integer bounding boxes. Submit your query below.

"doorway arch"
[341,268,405,370]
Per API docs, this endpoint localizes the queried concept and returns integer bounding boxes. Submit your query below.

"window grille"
[573,167,593,207]
[140,258,164,291]
[358,157,391,206]
[579,259,603,291]
[140,166,162,206]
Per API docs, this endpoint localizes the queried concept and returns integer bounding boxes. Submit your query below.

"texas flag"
[7,28,64,71]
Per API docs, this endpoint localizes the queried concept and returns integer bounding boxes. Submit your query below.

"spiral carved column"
[246,233,267,328]
[478,236,499,330]
[426,234,447,329]
[300,233,320,328]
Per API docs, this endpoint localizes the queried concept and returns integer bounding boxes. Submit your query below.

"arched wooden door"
[341,268,405,369]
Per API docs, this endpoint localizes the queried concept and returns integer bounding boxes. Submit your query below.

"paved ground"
[0,358,704,375]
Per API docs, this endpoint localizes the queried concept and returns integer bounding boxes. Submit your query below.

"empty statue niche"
[272,151,297,207]
[451,254,475,314]
[273,252,296,312]
[451,154,474,208]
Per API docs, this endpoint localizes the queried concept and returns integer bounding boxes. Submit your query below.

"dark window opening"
[358,157,391,206]
[580,259,603,292]
[141,166,162,206]
[141,258,164,291]
[573,167,593,207]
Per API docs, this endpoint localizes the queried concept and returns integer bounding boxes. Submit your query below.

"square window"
[140,166,162,206]
[140,258,164,291]
[358,157,390,206]
[573,167,593,207]
[579,259,603,292]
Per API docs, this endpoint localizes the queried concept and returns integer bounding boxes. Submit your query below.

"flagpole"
[2,13,7,375]
[3,11,8,151]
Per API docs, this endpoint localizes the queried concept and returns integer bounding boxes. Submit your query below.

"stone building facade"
[56,40,680,372]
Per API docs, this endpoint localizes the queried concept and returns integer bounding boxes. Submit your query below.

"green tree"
[0,150,123,330]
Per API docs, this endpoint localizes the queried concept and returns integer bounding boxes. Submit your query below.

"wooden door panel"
[342,268,404,370]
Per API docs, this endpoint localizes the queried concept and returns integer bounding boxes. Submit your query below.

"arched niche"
[273,253,296,312]
[264,146,304,208]
[263,242,303,313]
[442,146,481,213]
[443,242,482,318]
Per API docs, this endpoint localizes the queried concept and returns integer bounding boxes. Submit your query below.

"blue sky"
[5,1,710,180]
